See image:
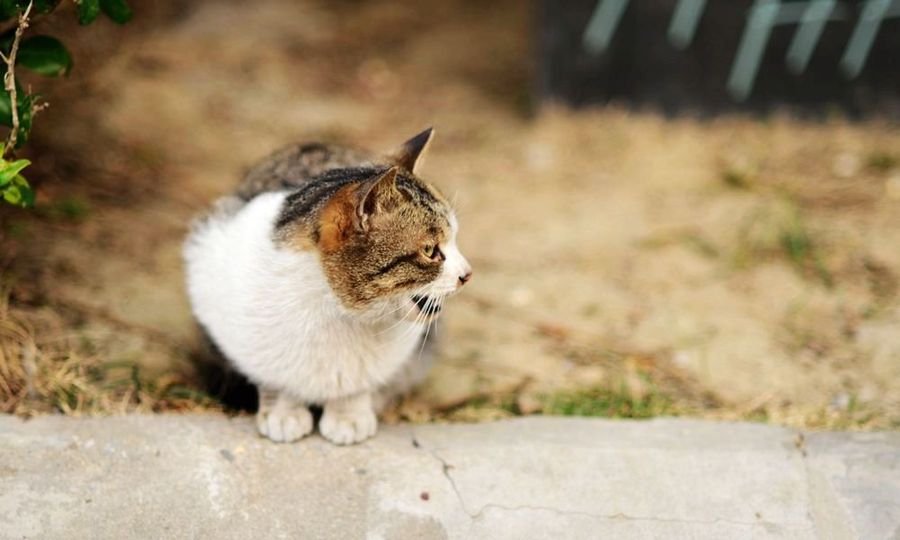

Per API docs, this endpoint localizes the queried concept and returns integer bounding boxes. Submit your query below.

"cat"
[183,128,471,445]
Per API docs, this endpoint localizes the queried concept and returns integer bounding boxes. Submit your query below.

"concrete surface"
[1,415,898,540]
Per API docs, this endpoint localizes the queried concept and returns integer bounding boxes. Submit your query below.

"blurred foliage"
[866,150,897,173]
[735,199,833,288]
[0,0,132,208]
[721,167,753,190]
[543,384,672,419]
[0,147,31,206]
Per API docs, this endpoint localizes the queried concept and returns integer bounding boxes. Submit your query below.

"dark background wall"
[537,0,900,118]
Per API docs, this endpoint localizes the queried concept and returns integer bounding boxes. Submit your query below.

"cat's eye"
[421,244,439,260]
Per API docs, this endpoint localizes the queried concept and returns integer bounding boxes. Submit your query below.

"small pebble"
[420,492,430,501]
[510,287,534,307]
[830,393,851,412]
[833,152,860,178]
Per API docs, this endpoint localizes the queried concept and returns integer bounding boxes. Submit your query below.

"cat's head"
[282,128,471,319]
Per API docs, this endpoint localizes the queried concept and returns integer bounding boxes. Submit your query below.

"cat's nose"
[458,270,473,286]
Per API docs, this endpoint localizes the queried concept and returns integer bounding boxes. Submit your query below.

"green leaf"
[14,174,33,206]
[1,172,33,207]
[0,0,58,20]
[99,0,131,24]
[0,157,29,185]
[17,35,72,77]
[0,89,39,146]
[0,82,25,127]
[77,0,100,25]
[0,0,16,20]
[3,183,21,204]
[0,90,11,127]
[14,92,36,147]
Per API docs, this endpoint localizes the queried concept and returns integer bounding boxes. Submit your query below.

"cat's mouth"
[411,294,442,316]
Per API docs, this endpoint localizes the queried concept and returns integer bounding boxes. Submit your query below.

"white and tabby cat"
[184,129,471,445]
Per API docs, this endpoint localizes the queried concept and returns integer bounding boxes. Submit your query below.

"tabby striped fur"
[184,128,471,445]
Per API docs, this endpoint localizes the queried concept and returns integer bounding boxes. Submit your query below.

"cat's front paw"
[256,406,314,443]
[319,407,377,445]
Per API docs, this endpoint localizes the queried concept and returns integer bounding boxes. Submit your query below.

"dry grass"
[383,328,895,430]
[0,288,217,416]
[1,0,899,431]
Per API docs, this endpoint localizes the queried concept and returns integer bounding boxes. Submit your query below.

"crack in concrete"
[412,435,475,518]
[410,432,809,531]
[473,503,809,530]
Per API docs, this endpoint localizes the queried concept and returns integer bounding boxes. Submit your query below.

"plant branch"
[0,1,33,159]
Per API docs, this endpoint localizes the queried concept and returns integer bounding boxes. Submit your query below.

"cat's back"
[185,141,370,314]
[184,190,333,358]
[236,142,373,201]
[184,191,296,309]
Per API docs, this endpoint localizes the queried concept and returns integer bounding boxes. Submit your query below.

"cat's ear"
[355,166,400,231]
[389,127,434,173]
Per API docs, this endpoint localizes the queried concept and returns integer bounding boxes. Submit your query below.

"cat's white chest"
[184,192,425,403]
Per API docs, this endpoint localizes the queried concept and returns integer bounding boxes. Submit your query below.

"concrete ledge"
[1,415,898,539]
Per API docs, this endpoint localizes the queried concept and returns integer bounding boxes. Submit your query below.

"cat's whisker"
[373,297,395,318]
[376,303,420,336]
[375,285,435,336]
[374,289,413,319]
[373,294,414,322]
[415,294,444,363]
[395,303,427,344]
[407,292,438,334]
[186,126,468,446]
[371,283,430,325]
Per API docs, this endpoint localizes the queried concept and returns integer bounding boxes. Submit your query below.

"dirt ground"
[1,0,898,428]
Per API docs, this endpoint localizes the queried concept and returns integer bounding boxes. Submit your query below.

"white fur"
[256,388,314,443]
[184,192,469,444]
[435,214,471,295]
